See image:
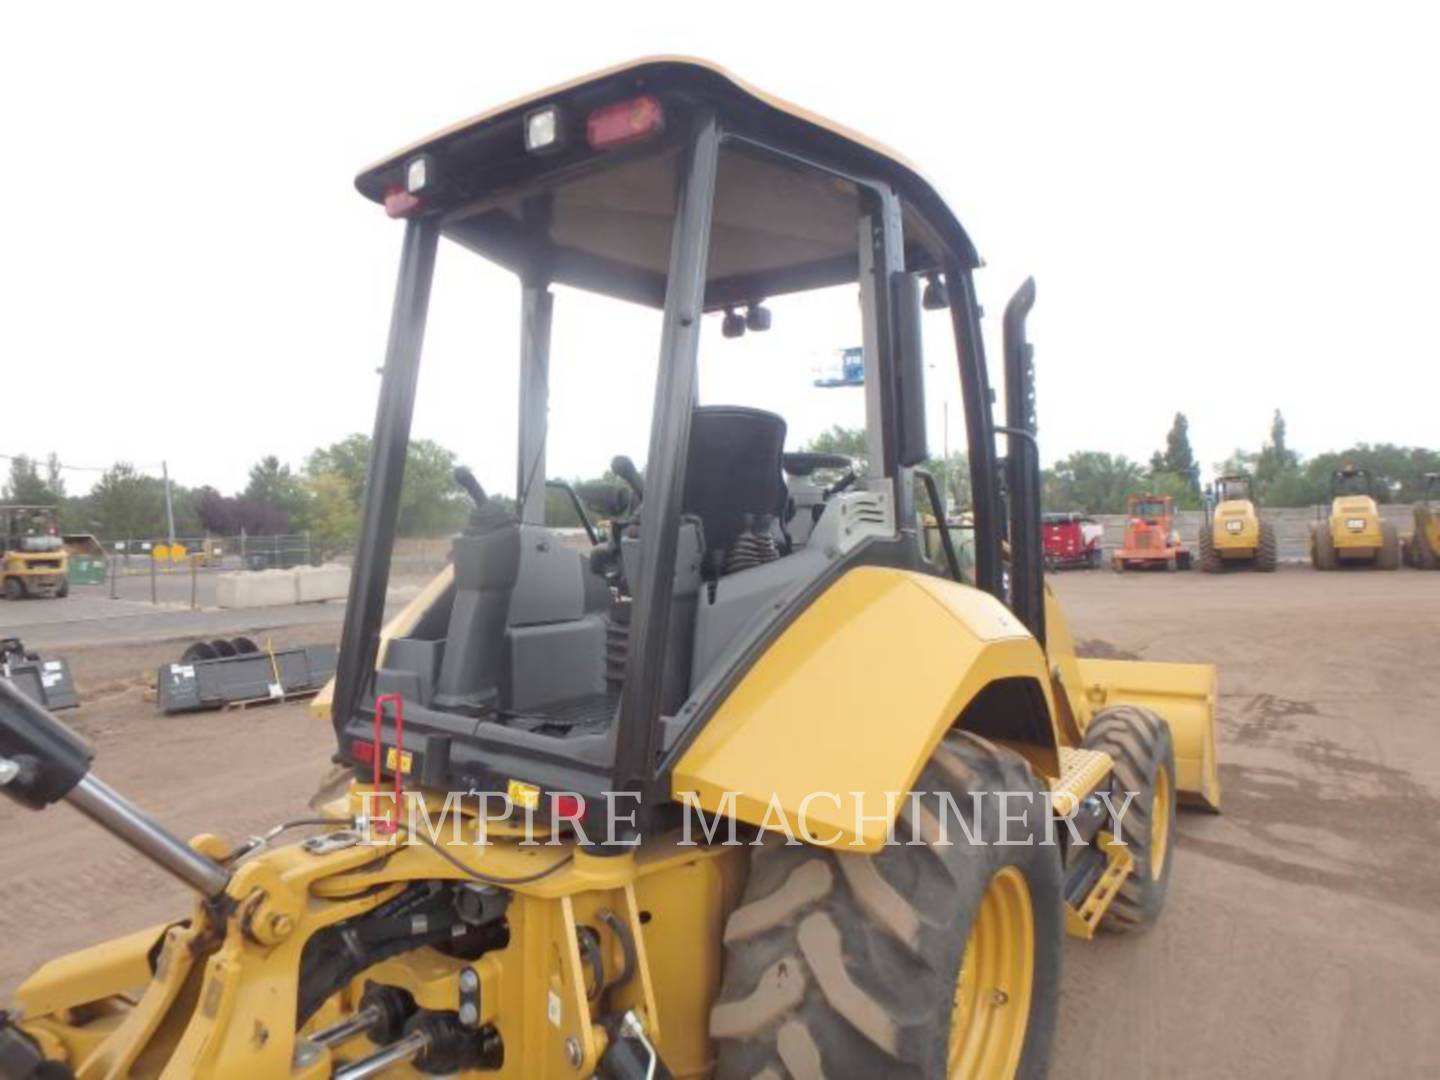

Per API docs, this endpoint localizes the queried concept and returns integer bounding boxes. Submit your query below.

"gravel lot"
[1,565,1437,1076]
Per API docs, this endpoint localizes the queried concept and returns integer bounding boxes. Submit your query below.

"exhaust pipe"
[0,677,230,899]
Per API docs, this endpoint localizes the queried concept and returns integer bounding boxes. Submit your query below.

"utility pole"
[161,460,176,546]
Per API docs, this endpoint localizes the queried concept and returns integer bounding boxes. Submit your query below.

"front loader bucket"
[1076,657,1222,811]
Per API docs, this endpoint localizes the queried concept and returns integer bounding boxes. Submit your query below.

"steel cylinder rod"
[65,773,230,898]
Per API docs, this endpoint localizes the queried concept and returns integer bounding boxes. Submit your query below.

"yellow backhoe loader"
[0,59,1221,1080]
[1403,473,1439,569]
[1310,465,1399,570]
[1198,472,1276,572]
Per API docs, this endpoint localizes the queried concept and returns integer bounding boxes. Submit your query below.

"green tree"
[88,463,169,539]
[916,451,970,513]
[1153,412,1200,495]
[3,454,61,504]
[305,435,372,504]
[297,472,359,559]
[1145,469,1203,510]
[1043,451,1145,513]
[1302,444,1440,505]
[241,455,309,531]
[305,434,469,537]
[802,425,868,466]
[1255,410,1298,483]
[400,440,469,535]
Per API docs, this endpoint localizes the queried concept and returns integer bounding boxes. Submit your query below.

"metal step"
[1064,832,1134,940]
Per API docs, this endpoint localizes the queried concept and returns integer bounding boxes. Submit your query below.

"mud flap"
[1074,657,1221,811]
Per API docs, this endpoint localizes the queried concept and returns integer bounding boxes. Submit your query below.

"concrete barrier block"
[295,564,351,603]
[216,569,299,608]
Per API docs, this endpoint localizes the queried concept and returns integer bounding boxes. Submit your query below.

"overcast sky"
[2,4,1436,499]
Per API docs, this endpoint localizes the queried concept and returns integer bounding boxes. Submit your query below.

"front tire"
[711,732,1062,1079]
[1081,706,1177,932]
[3,577,25,601]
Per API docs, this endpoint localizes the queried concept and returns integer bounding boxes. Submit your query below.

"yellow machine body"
[1405,475,1440,568]
[3,551,66,590]
[1210,497,1260,557]
[2,549,68,597]
[673,567,1061,851]
[12,565,1222,1077]
[1327,494,1383,554]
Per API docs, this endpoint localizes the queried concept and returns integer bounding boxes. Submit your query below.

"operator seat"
[682,406,788,569]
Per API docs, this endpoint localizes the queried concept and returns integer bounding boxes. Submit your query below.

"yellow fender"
[673,567,1062,852]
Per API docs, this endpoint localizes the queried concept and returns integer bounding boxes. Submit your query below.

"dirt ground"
[2,567,1438,1076]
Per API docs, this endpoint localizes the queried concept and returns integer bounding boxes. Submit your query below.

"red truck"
[1042,511,1105,570]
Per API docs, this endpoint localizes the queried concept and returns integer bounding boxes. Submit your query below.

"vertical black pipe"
[950,267,1004,601]
[331,218,440,739]
[1003,277,1044,644]
[611,111,721,820]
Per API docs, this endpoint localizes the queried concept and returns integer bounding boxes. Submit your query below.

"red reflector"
[351,739,376,764]
[587,95,664,150]
[383,185,423,219]
[552,793,586,821]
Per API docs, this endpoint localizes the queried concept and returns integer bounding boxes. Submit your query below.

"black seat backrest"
[682,406,788,558]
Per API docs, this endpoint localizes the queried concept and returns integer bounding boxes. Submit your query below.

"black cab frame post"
[517,278,555,524]
[611,110,722,829]
[949,267,1005,602]
[332,218,441,739]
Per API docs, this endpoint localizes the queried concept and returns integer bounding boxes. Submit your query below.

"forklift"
[0,505,69,600]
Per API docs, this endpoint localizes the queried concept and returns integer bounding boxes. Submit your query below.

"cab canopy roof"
[356,57,979,309]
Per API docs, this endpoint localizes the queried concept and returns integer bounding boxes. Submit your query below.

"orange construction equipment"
[1113,493,1193,571]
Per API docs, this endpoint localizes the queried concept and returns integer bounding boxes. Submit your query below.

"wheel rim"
[947,866,1034,1079]
[1150,765,1172,879]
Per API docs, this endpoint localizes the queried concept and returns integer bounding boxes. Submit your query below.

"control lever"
[453,465,488,509]
[610,455,644,504]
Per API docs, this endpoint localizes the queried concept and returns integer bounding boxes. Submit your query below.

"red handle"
[373,693,405,834]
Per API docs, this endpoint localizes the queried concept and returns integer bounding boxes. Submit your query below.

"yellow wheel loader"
[0,59,1221,1080]
[1402,473,1440,569]
[1310,465,1399,570]
[1198,472,1276,572]
[1,506,70,600]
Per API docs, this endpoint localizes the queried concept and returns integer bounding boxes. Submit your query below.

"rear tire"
[1419,529,1440,570]
[3,577,25,601]
[711,732,1062,1080]
[1254,521,1278,572]
[1377,522,1400,570]
[1198,528,1223,573]
[1311,524,1337,570]
[1081,705,1177,932]
[56,578,70,598]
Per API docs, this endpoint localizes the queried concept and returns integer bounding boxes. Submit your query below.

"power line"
[0,452,163,474]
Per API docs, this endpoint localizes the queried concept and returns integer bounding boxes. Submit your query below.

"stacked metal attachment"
[0,638,78,711]
[156,639,337,715]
